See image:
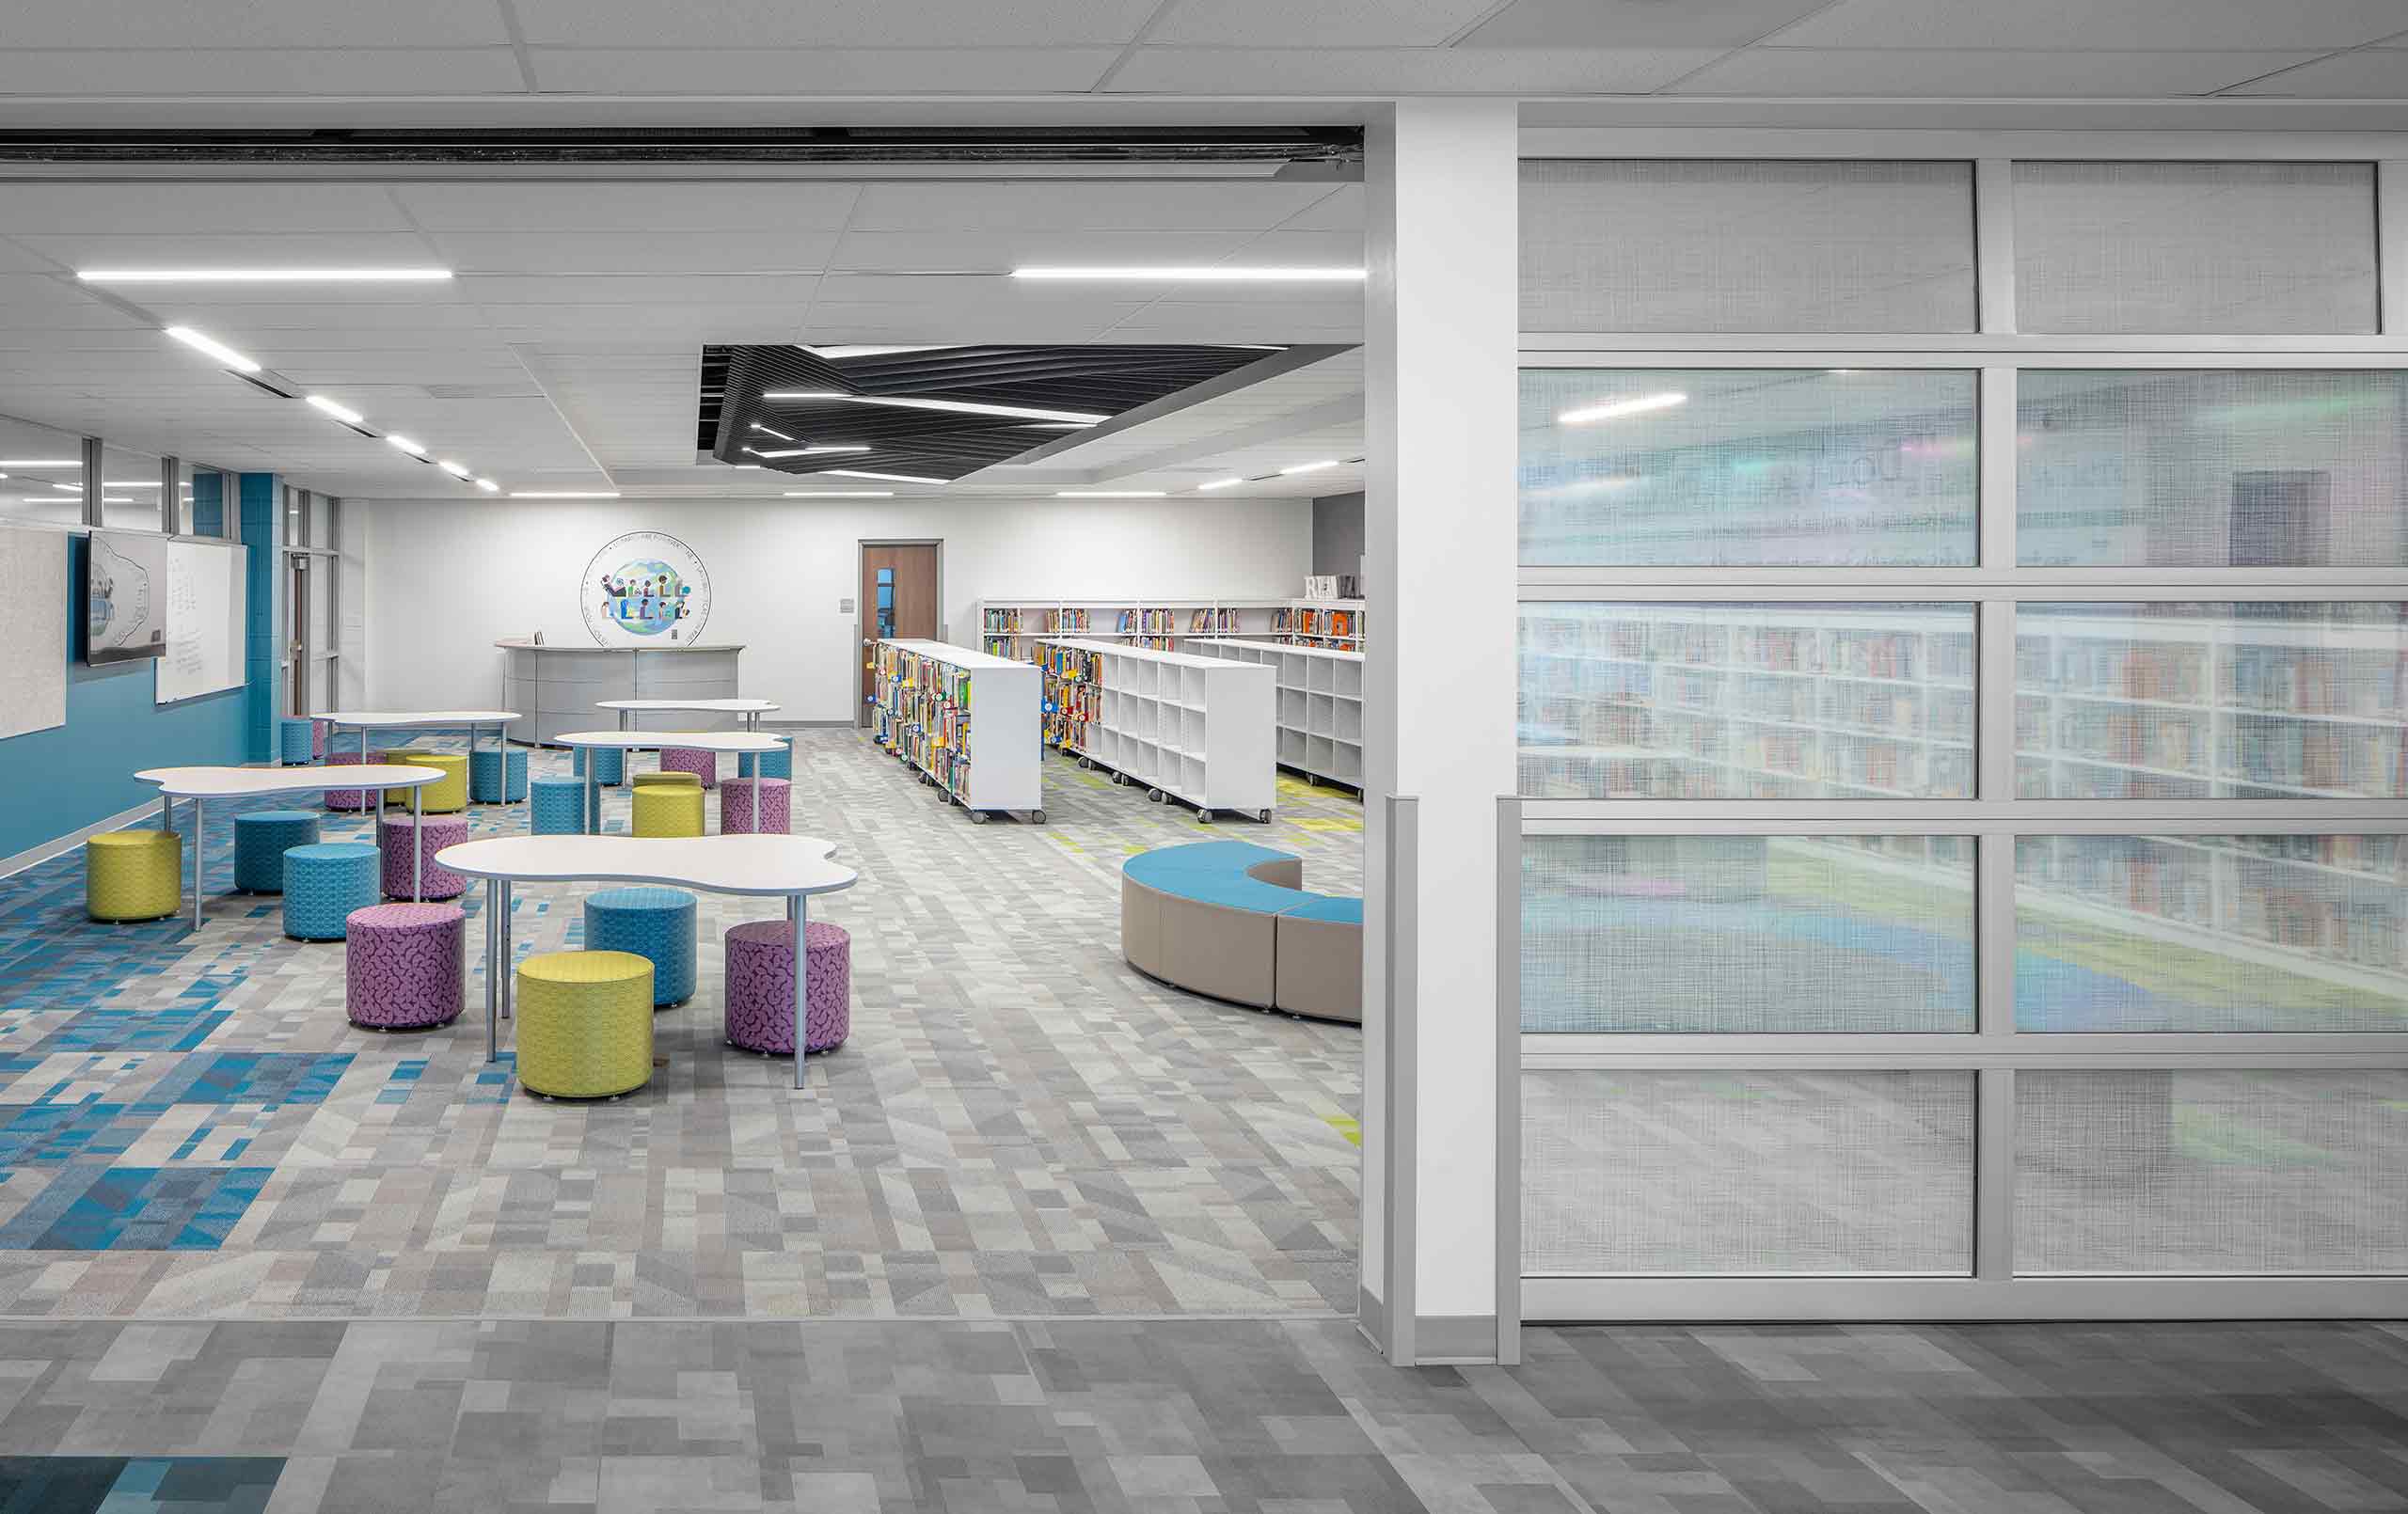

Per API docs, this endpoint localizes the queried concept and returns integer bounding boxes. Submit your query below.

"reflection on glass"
[1519,369,1978,567]
[2015,834,2408,1033]
[2019,371,2408,568]
[2015,603,2408,800]
[1523,835,1974,1033]
[2015,1070,2408,1274]
[1518,602,1975,799]
[1524,1069,1974,1275]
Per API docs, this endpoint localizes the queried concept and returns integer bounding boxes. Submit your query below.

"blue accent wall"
[238,474,277,764]
[0,532,249,861]
[191,472,223,538]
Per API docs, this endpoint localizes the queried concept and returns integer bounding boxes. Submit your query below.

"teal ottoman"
[470,746,530,803]
[531,776,587,836]
[277,719,316,765]
[284,841,378,940]
[737,739,792,781]
[235,810,321,893]
[584,887,697,1007]
[574,746,625,786]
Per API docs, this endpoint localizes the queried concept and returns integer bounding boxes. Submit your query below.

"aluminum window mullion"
[1517,575,2408,595]
[1519,336,2408,356]
[1975,160,2017,336]
[1520,805,2408,831]
[1522,1037,2408,1065]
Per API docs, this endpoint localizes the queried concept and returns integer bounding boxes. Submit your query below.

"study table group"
[134,698,854,1092]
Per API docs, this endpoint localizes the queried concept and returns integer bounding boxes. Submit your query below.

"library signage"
[581,530,714,647]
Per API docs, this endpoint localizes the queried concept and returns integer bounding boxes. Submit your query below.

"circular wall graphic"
[580,531,713,646]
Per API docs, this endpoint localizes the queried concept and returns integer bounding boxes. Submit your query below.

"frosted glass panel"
[2019,371,2408,568]
[1520,369,1978,566]
[1520,602,1976,798]
[2016,1070,2408,1274]
[2015,835,2408,1033]
[1521,159,1976,333]
[2014,603,2408,800]
[1524,834,1974,1033]
[100,446,164,533]
[1523,1070,1973,1275]
[2013,162,2378,335]
[0,413,83,529]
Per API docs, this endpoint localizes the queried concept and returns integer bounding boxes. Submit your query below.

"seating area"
[1120,841,1363,1023]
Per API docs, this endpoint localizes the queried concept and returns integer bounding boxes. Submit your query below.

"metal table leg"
[483,877,499,1062]
[752,766,763,833]
[586,756,599,834]
[789,894,809,1092]
[500,880,514,1024]
[159,794,172,832]
[412,784,423,902]
[190,796,203,932]
[619,709,629,733]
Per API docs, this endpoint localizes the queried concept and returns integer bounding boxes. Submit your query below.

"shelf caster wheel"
[1030,810,1047,825]
[1198,810,1215,825]
[968,810,989,825]
[1148,788,1164,804]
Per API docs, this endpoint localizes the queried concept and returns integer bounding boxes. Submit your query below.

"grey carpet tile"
[0,734,1364,1319]
[0,1318,2400,1514]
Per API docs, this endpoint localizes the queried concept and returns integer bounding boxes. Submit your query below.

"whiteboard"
[0,525,66,740]
[158,539,246,704]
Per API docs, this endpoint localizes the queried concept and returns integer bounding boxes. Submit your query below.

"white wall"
[360,493,1312,723]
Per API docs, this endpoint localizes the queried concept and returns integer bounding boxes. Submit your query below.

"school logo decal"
[580,531,712,646]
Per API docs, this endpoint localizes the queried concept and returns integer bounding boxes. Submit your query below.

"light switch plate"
[839,597,855,613]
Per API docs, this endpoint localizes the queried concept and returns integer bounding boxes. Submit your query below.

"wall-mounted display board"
[158,537,246,705]
[0,524,66,741]
[86,529,168,665]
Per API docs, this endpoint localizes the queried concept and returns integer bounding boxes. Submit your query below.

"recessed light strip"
[82,267,452,284]
[1056,490,1165,498]
[825,469,944,485]
[784,490,895,498]
[1011,266,1365,282]
[743,445,873,460]
[511,490,621,499]
[761,391,1108,426]
[164,325,261,374]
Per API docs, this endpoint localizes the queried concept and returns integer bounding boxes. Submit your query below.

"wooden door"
[859,543,940,719]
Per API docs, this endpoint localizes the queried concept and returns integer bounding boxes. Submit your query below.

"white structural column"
[1359,99,1519,1366]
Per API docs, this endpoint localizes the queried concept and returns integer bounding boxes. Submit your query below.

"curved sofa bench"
[1121,841,1361,1024]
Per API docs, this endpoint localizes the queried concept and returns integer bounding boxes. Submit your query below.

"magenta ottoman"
[723,920,851,1055]
[378,812,471,901]
[345,902,466,1030]
[719,777,791,836]
[324,748,398,812]
[312,718,330,759]
[659,747,719,790]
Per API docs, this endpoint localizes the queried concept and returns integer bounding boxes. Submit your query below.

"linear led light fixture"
[1011,266,1366,282]
[437,460,473,480]
[511,490,620,498]
[784,490,894,497]
[306,395,365,426]
[49,481,80,492]
[1279,460,1340,476]
[824,469,943,485]
[1057,490,1165,498]
[164,325,261,373]
[802,343,963,359]
[1018,420,1094,430]
[744,445,872,459]
[83,267,452,284]
[475,479,499,493]
[748,422,796,442]
[387,434,427,458]
[1557,390,1687,426]
[0,458,76,466]
[1196,478,1245,491]
[762,390,1109,426]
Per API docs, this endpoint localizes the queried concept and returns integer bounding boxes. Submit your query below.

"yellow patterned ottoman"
[632,784,705,838]
[514,950,654,1099]
[87,829,182,922]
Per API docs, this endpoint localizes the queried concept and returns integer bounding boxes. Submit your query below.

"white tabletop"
[596,699,780,715]
[554,729,787,753]
[136,764,444,798]
[435,834,855,898]
[317,710,520,728]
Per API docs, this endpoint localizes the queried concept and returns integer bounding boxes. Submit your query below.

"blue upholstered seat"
[1121,842,1358,920]
[583,886,698,1006]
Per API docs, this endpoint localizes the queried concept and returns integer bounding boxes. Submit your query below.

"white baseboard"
[0,799,169,881]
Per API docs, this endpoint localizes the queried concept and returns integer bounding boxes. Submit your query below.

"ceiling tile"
[420,230,840,275]
[1105,45,1721,92]
[1458,0,1838,48]
[525,46,1121,93]
[828,229,1264,272]
[5,0,508,46]
[511,0,1159,47]
[1149,0,1506,47]
[0,184,418,234]
[845,181,1337,232]
[1777,0,2408,51]
[2224,47,2408,96]
[391,183,861,232]
[9,231,446,271]
[1668,46,2324,95]
[0,47,527,95]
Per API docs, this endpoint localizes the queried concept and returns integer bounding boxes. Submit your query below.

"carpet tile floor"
[0,733,1364,1319]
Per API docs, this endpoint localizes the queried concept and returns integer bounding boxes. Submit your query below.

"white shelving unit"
[1038,638,1276,821]
[973,596,1371,660]
[868,639,1043,823]
[1192,638,1366,791]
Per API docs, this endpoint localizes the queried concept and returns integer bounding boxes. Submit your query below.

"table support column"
[586,759,599,834]
[484,878,499,1062]
[159,795,172,832]
[789,894,809,1092]
[189,797,204,932]
[412,785,423,902]
[500,880,515,1026]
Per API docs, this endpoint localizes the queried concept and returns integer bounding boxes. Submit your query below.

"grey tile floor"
[0,1316,2402,1513]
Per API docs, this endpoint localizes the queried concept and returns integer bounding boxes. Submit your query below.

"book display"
[869,639,1043,823]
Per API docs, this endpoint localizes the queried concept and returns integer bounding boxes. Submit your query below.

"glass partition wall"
[1512,153,2408,1320]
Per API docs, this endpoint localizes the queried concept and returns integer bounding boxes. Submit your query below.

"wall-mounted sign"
[581,530,713,646]
[87,528,168,665]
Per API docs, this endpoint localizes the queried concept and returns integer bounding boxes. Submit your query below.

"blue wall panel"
[238,474,277,764]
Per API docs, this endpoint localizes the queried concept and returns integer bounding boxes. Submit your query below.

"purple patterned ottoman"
[719,777,790,836]
[378,812,471,901]
[312,718,330,759]
[324,748,398,812]
[659,746,719,790]
[345,902,466,1030]
[723,920,850,1055]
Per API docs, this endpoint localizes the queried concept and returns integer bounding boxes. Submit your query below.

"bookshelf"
[974,596,1370,660]
[868,639,1043,823]
[1192,638,1365,791]
[1037,638,1277,821]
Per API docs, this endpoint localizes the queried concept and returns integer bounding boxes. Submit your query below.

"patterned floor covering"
[0,1316,2401,1513]
[0,733,1364,1319]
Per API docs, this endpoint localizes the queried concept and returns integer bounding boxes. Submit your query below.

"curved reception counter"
[497,639,745,746]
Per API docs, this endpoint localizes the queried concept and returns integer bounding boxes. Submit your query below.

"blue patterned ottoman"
[470,745,530,803]
[277,718,316,765]
[233,810,321,894]
[583,887,697,1007]
[531,776,587,835]
[573,746,625,785]
[737,739,792,781]
[283,842,378,940]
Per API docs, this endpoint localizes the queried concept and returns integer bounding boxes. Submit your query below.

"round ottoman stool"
[515,950,655,1099]
[277,718,316,765]
[737,741,792,781]
[284,841,378,940]
[87,829,182,923]
[633,784,705,838]
[659,747,718,789]
[531,776,587,835]
[311,718,330,759]
[379,812,471,901]
[344,902,465,1030]
[470,746,529,804]
[720,778,790,836]
[630,769,700,789]
[322,749,394,812]
[723,920,851,1055]
[233,810,320,893]
[404,752,468,812]
[583,888,697,1007]
[574,746,625,786]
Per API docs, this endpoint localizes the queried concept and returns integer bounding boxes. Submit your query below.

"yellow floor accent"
[515,950,655,1098]
[1323,1114,1361,1147]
